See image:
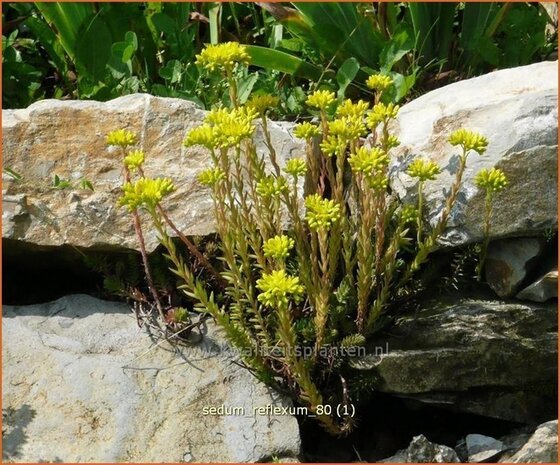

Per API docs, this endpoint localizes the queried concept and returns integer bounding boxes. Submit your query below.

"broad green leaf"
[75,13,112,81]
[379,26,414,73]
[237,73,259,104]
[245,45,326,81]
[336,57,360,99]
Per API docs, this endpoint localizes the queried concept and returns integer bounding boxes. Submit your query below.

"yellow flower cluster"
[367,173,389,191]
[184,106,257,150]
[305,194,341,230]
[124,150,145,171]
[293,122,321,140]
[400,204,418,224]
[475,168,508,193]
[195,41,250,72]
[198,167,225,187]
[366,102,400,129]
[320,135,348,157]
[306,89,336,111]
[366,73,393,92]
[328,117,367,142]
[184,125,216,150]
[106,129,137,148]
[119,177,175,212]
[256,175,288,198]
[256,269,304,308]
[407,158,441,182]
[336,99,369,119]
[284,158,307,177]
[348,147,389,174]
[263,235,295,260]
[247,94,280,114]
[449,129,488,155]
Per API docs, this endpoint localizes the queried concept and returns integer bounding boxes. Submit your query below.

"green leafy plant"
[106,42,507,434]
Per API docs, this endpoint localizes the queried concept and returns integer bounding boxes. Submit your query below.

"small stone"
[405,435,460,463]
[485,238,544,297]
[516,269,558,302]
[466,434,504,462]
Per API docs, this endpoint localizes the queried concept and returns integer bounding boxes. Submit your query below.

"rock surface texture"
[484,238,544,297]
[2,94,304,252]
[380,434,460,463]
[351,296,557,423]
[2,295,301,462]
[390,60,558,247]
[3,61,557,252]
[505,420,558,463]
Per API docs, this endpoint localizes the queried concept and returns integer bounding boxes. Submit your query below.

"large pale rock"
[508,420,558,463]
[390,60,558,247]
[350,297,557,423]
[2,295,301,462]
[2,94,304,252]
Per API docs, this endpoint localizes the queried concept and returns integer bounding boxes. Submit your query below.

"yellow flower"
[305,194,341,230]
[367,173,389,191]
[407,159,441,182]
[293,122,321,140]
[256,269,304,308]
[202,107,257,148]
[320,135,347,157]
[263,235,295,260]
[306,89,336,111]
[348,146,389,174]
[400,204,418,224]
[475,168,508,193]
[183,124,218,150]
[449,129,488,155]
[336,99,369,119]
[246,94,280,114]
[198,167,225,187]
[366,73,393,92]
[119,177,175,212]
[366,102,400,129]
[195,41,250,72]
[124,150,145,171]
[386,135,400,148]
[328,117,366,142]
[256,175,288,198]
[284,158,307,177]
[106,129,137,148]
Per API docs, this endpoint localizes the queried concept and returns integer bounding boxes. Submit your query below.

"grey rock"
[466,434,504,462]
[508,420,558,463]
[484,238,544,297]
[2,294,301,462]
[517,268,558,302]
[380,435,459,463]
[2,94,304,252]
[390,61,558,248]
[351,297,557,423]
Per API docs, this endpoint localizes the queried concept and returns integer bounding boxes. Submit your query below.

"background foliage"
[2,2,557,114]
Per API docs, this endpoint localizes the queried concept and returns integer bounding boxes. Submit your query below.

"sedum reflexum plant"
[108,42,507,435]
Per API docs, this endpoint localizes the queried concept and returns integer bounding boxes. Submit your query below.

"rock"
[2,94,304,252]
[466,434,504,462]
[380,435,459,463]
[508,420,558,463]
[390,61,558,248]
[484,238,544,297]
[517,268,558,302]
[2,294,301,462]
[350,297,557,423]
